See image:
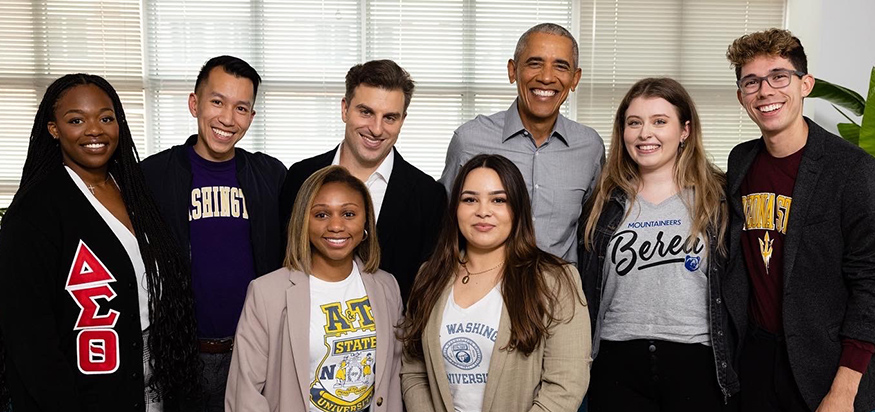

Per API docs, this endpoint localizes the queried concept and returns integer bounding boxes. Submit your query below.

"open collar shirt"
[333,145,395,221]
[439,99,604,264]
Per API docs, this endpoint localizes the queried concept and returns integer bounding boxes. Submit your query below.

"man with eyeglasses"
[724,28,875,412]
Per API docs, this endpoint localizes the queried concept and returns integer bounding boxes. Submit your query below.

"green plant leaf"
[810,77,866,116]
[837,122,861,145]
[834,105,861,126]
[859,67,875,156]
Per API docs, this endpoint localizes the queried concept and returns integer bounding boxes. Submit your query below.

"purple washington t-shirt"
[188,146,256,338]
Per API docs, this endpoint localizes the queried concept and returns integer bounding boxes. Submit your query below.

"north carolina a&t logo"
[309,297,377,412]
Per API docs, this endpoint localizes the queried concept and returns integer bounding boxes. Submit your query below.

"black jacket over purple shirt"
[141,135,287,280]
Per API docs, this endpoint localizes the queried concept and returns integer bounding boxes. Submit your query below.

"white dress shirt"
[333,146,394,221]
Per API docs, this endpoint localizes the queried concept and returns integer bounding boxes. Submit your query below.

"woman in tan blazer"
[400,154,591,412]
[226,166,403,412]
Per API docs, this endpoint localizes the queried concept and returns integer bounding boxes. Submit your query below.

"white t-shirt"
[308,262,377,412]
[439,284,503,412]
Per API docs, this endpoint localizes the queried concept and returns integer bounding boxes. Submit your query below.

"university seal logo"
[309,297,376,412]
[442,337,483,370]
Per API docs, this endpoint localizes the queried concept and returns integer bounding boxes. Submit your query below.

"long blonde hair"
[582,77,727,254]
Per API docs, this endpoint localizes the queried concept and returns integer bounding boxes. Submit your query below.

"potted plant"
[808,66,875,156]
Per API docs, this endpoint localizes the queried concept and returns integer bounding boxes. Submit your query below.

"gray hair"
[513,23,579,68]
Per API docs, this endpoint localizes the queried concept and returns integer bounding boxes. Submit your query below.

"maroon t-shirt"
[740,145,874,372]
[740,147,804,333]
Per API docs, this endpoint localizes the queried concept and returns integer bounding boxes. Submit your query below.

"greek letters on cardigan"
[65,240,121,375]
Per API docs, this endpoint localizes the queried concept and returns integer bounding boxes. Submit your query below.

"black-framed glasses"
[736,69,806,94]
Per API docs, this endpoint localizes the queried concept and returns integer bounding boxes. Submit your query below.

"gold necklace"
[461,261,503,284]
[86,175,113,195]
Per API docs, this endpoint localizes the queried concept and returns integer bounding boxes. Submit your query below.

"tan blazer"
[401,264,591,412]
[225,262,404,412]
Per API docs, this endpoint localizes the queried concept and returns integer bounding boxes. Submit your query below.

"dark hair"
[514,23,579,68]
[400,154,580,359]
[726,28,808,80]
[345,60,415,113]
[284,165,381,274]
[194,55,262,100]
[1,74,201,407]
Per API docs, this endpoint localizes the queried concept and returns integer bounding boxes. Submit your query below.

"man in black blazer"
[279,60,446,302]
[724,29,875,412]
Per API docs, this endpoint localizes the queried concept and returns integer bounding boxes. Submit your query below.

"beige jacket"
[225,262,403,412]
[401,264,591,412]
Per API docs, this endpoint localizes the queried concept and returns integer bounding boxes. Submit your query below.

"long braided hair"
[0,73,200,408]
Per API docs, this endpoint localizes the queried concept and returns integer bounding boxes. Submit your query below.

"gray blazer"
[225,261,403,412]
[724,118,875,411]
[401,264,591,412]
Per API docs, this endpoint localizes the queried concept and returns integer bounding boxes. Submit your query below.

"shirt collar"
[501,98,570,146]
[332,144,395,183]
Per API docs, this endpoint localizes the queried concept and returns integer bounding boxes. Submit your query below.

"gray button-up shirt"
[439,99,605,263]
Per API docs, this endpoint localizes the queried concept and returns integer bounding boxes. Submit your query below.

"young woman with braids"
[400,154,591,412]
[0,74,200,411]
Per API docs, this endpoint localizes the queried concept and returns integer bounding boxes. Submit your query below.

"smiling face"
[456,167,514,255]
[737,54,813,141]
[48,84,120,178]
[308,182,367,272]
[340,84,405,170]
[622,96,690,176]
[189,67,256,162]
[508,32,582,129]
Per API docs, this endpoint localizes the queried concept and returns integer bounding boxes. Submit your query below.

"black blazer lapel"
[376,150,416,247]
[279,147,337,235]
[727,139,762,275]
[728,139,763,218]
[724,139,761,342]
[782,121,825,290]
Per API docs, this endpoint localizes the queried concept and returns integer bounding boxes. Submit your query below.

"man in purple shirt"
[141,56,286,411]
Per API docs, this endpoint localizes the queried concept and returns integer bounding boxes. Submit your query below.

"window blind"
[0,0,786,207]
[577,0,786,166]
[0,0,145,207]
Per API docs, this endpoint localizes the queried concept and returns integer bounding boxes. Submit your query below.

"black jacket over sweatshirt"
[140,135,287,277]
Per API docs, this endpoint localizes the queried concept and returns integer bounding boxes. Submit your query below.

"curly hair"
[726,28,807,80]
[1,73,201,409]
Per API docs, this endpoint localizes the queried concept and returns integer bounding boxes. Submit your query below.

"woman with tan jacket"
[226,165,403,412]
[399,154,591,412]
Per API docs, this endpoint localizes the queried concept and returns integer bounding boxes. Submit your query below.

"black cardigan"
[0,167,147,411]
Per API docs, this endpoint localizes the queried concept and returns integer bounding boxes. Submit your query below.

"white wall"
[788,0,875,133]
